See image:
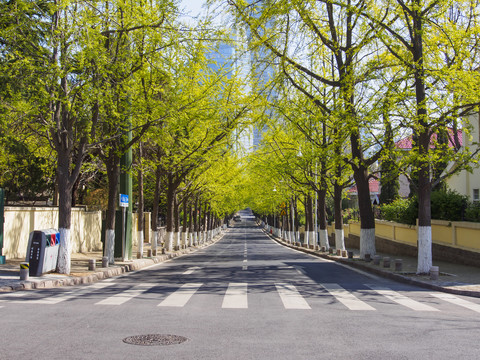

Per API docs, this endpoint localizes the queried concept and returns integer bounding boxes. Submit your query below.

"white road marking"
[222,283,248,309]
[322,283,375,311]
[275,283,311,309]
[18,282,117,304]
[243,259,247,263]
[430,293,480,313]
[182,266,201,275]
[242,265,248,271]
[158,283,202,307]
[366,284,438,311]
[95,283,156,305]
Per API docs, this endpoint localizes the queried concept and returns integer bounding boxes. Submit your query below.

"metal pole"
[122,206,126,261]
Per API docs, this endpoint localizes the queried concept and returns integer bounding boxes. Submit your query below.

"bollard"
[88,259,96,271]
[336,249,341,256]
[364,253,371,262]
[147,249,152,257]
[348,251,353,259]
[373,255,381,265]
[20,262,29,281]
[395,259,403,271]
[321,246,326,252]
[383,257,391,268]
[329,248,334,254]
[342,250,347,257]
[102,256,108,268]
[430,266,439,280]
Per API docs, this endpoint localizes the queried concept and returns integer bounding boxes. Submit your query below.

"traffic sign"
[119,194,129,208]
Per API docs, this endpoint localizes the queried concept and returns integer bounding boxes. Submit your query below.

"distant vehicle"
[233,215,241,222]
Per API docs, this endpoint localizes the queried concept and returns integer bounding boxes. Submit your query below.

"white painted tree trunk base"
[106,229,115,264]
[319,229,329,250]
[417,226,433,274]
[335,229,345,251]
[360,228,376,259]
[194,232,198,246]
[304,231,309,246]
[309,231,316,247]
[182,232,188,248]
[57,228,71,274]
[152,231,158,254]
[166,232,174,251]
[137,231,144,258]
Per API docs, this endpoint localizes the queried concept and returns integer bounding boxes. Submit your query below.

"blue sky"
[180,0,206,17]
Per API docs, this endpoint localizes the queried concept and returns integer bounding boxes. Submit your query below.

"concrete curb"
[265,230,480,299]
[0,232,225,293]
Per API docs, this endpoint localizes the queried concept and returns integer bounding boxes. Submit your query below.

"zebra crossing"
[1,282,480,313]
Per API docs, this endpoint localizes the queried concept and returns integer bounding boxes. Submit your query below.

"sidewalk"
[267,231,480,298]
[0,232,226,292]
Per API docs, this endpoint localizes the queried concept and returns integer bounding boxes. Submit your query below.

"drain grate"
[123,334,189,346]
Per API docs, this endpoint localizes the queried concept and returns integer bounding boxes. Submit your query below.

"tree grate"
[123,334,189,346]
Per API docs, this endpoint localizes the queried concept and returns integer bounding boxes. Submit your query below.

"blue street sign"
[119,194,129,208]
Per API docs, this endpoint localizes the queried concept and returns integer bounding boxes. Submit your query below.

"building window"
[474,189,479,202]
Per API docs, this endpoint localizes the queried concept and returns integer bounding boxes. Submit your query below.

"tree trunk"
[174,194,180,250]
[151,164,161,255]
[318,188,330,251]
[412,5,432,274]
[166,173,175,251]
[56,150,74,274]
[105,152,120,264]
[193,197,199,245]
[182,196,188,248]
[334,177,345,251]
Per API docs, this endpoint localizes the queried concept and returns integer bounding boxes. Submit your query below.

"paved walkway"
[1,227,480,298]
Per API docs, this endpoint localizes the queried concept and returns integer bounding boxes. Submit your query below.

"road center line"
[183,266,201,275]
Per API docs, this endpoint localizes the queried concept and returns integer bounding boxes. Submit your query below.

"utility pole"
[115,116,133,261]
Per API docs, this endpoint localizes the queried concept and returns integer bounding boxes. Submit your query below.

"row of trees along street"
[221,0,480,274]
[0,0,260,273]
[1,0,480,275]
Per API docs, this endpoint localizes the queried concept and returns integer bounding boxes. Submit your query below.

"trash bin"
[26,229,60,277]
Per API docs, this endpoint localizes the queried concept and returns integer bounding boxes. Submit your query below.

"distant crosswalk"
[1,282,480,314]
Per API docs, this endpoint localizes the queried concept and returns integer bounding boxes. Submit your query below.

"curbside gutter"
[264,230,480,299]
[0,231,226,293]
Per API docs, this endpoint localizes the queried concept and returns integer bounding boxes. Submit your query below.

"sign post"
[119,194,129,261]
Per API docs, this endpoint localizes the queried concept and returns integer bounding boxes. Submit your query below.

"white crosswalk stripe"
[366,284,438,311]
[322,283,375,310]
[222,283,248,309]
[95,283,156,305]
[158,283,203,307]
[430,293,480,313]
[275,283,310,309]
[16,282,117,305]
[2,281,479,314]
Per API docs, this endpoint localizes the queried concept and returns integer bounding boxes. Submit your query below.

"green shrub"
[465,203,480,222]
[380,197,417,225]
[430,189,468,221]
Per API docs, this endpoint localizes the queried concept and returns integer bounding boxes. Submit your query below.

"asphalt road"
[1,217,480,360]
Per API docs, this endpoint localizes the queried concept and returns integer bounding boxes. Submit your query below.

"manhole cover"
[123,334,189,346]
